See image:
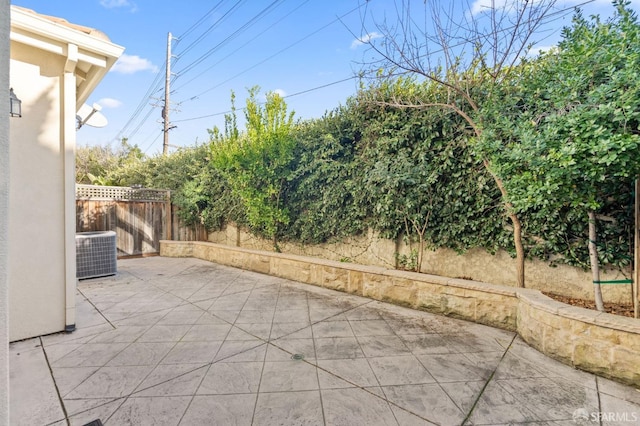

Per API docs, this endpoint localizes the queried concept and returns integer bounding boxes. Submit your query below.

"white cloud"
[97,98,122,108]
[100,0,138,12]
[580,0,640,5]
[470,0,512,16]
[468,0,640,16]
[110,54,158,74]
[527,45,556,57]
[273,89,287,98]
[351,32,382,49]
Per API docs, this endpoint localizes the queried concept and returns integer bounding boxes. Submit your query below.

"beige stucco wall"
[8,44,69,341]
[1,0,11,421]
[7,7,123,342]
[208,223,633,304]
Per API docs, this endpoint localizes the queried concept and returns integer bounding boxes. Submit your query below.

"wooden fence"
[76,184,207,257]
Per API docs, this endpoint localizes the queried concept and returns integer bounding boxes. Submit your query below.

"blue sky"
[11,0,640,154]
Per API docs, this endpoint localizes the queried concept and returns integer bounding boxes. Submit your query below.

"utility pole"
[163,32,172,155]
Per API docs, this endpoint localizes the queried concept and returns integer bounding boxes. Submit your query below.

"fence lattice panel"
[76,184,206,257]
[76,184,169,202]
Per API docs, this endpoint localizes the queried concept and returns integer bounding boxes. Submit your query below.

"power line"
[174,0,285,78]
[127,104,157,141]
[177,0,228,41]
[113,1,241,142]
[284,75,360,99]
[173,75,359,123]
[117,0,590,148]
[398,0,596,64]
[113,0,269,143]
[174,0,247,60]
[172,1,593,124]
[183,4,363,102]
[114,1,359,143]
[115,0,245,144]
[173,0,312,96]
[142,130,163,155]
[113,64,165,142]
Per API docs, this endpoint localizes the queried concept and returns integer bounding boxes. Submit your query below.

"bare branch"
[354,0,573,289]
[370,98,481,138]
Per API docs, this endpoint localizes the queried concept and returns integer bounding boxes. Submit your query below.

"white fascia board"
[10,27,65,56]
[10,6,124,69]
[10,5,124,107]
[77,50,108,69]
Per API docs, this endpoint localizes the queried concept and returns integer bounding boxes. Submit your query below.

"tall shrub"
[285,106,369,244]
[210,87,296,250]
[477,1,640,309]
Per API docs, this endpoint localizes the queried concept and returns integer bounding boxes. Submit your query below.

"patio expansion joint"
[594,376,604,426]
[265,299,375,350]
[124,282,405,423]
[77,288,116,330]
[460,333,517,425]
[250,278,283,426]
[307,290,329,426]
[346,302,457,425]
[249,295,442,424]
[173,272,280,425]
[39,336,71,426]
[62,279,222,423]
[28,257,637,426]
[174,266,245,302]
[79,265,503,425]
[143,268,245,318]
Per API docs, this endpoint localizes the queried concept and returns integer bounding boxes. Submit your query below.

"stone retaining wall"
[208,223,633,304]
[160,240,640,387]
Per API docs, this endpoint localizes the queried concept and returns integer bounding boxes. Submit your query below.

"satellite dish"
[77,103,108,129]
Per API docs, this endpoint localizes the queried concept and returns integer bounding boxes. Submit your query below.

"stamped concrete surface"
[9,256,640,425]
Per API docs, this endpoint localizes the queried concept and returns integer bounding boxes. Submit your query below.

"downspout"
[63,43,78,332]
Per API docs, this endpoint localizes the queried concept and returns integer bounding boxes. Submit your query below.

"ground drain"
[291,353,304,360]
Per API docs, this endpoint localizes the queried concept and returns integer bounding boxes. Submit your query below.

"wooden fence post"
[166,189,172,241]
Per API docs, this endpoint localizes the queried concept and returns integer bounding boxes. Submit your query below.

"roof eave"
[10,5,125,108]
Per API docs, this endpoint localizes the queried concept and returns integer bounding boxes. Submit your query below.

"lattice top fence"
[76,184,170,202]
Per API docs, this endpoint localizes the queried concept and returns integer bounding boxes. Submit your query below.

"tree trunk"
[417,235,424,273]
[483,160,525,287]
[395,234,402,269]
[511,212,525,288]
[588,210,605,312]
[273,233,281,253]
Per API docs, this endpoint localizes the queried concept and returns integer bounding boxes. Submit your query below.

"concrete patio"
[9,256,640,425]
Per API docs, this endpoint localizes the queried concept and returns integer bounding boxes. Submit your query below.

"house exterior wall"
[1,0,11,421]
[7,7,123,341]
[8,44,69,341]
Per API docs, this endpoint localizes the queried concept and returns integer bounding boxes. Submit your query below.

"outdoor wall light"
[10,88,22,118]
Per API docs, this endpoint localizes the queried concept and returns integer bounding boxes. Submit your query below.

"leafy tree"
[286,106,369,243]
[210,87,296,250]
[76,144,118,184]
[359,0,562,287]
[172,161,240,230]
[75,139,145,185]
[74,5,639,295]
[480,1,640,309]
[357,78,509,270]
[142,143,238,229]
